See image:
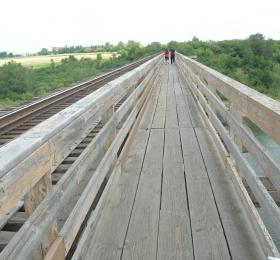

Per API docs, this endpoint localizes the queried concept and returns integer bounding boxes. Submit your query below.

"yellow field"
[0,52,113,68]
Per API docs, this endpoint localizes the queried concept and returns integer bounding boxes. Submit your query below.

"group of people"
[164,48,175,64]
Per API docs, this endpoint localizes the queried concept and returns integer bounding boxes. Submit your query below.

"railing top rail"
[178,53,280,146]
[177,53,280,257]
[0,55,159,177]
[179,54,280,115]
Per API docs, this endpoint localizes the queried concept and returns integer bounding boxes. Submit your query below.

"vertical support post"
[101,106,113,125]
[229,105,246,153]
[24,172,52,215]
[44,237,66,260]
[228,105,246,177]
[24,172,58,259]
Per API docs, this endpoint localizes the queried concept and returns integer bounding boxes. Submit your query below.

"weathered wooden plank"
[186,94,204,129]
[178,73,191,96]
[228,112,280,191]
[0,56,160,227]
[73,66,161,259]
[44,236,65,260]
[204,99,280,237]
[3,212,27,231]
[187,65,280,192]
[167,68,174,95]
[178,54,280,146]
[75,68,160,259]
[152,93,167,129]
[59,66,161,253]
[0,107,122,259]
[80,130,150,260]
[175,81,192,128]
[0,231,15,251]
[157,128,193,260]
[0,201,23,230]
[139,95,157,130]
[152,68,168,129]
[180,127,231,260]
[24,172,53,216]
[178,62,278,256]
[176,102,192,128]
[165,94,178,128]
[195,127,266,260]
[121,129,164,260]
[119,69,159,170]
[0,58,162,259]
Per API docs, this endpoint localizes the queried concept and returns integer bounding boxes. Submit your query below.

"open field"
[0,52,113,68]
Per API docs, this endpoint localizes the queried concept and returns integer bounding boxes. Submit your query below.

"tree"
[0,62,30,98]
[104,42,113,52]
[146,42,162,54]
[116,41,125,51]
[125,41,142,60]
[38,48,49,55]
[0,52,8,58]
[247,33,273,57]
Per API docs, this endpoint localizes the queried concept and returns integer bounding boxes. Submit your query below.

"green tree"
[38,48,49,55]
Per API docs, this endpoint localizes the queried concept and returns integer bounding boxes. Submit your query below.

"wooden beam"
[177,54,279,256]
[0,57,161,259]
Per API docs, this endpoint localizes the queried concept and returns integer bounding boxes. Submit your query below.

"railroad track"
[0,55,155,147]
[0,55,157,254]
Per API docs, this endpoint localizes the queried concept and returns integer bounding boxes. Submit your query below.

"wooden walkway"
[82,65,267,259]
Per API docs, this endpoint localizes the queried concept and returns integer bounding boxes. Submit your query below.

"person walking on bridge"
[170,48,175,64]
[164,49,169,64]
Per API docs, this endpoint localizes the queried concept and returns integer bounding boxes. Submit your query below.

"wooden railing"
[0,55,161,259]
[177,53,280,257]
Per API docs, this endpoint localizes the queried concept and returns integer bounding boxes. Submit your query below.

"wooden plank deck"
[82,64,267,260]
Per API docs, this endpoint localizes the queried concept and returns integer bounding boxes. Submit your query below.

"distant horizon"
[1,33,280,55]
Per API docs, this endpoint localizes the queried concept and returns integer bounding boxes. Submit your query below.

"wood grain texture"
[157,128,193,260]
[77,67,162,260]
[152,66,168,129]
[195,127,266,260]
[78,63,273,260]
[121,129,164,260]
[177,54,278,256]
[83,130,149,260]
[180,125,231,260]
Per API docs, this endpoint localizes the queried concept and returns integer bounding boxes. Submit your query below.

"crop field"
[0,52,113,68]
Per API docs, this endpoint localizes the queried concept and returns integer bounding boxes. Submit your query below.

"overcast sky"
[1,0,279,54]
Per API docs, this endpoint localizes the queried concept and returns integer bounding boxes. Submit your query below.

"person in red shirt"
[164,49,169,64]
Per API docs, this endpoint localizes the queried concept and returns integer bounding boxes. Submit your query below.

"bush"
[0,43,159,107]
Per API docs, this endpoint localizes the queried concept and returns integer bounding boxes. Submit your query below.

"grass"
[0,52,113,68]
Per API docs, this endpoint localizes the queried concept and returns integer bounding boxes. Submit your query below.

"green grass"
[0,52,113,68]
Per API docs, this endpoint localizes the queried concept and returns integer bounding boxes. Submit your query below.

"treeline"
[167,34,280,99]
[0,41,162,107]
[0,51,16,58]
[1,41,162,57]
[38,41,162,56]
[1,35,280,107]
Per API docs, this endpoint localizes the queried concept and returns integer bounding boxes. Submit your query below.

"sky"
[0,0,279,54]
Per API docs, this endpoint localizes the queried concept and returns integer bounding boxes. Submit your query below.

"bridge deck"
[83,65,266,259]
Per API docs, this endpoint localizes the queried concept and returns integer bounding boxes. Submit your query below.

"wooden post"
[101,106,113,125]
[24,172,52,215]
[24,172,58,259]
[44,237,66,260]
[229,105,246,153]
